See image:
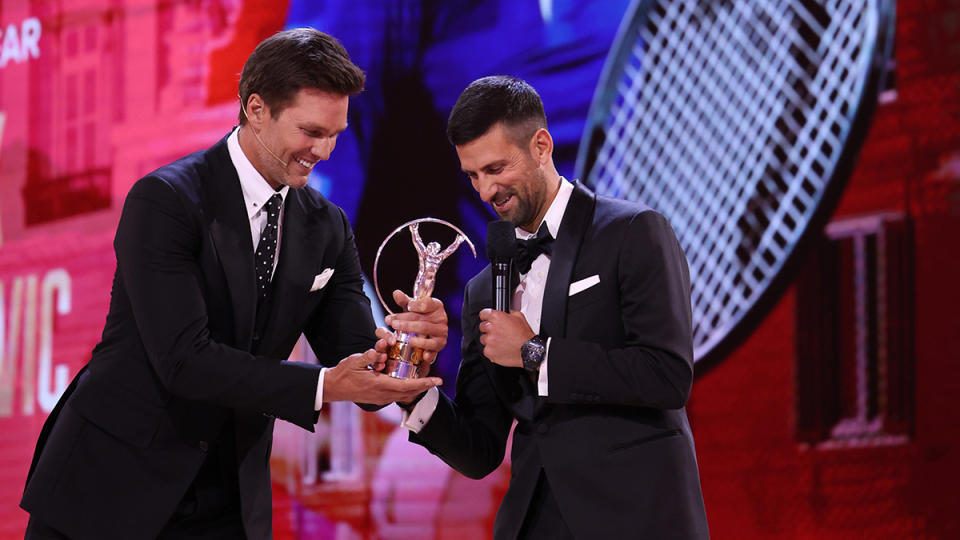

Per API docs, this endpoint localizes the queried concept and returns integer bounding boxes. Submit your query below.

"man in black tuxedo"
[20,29,445,540]
[400,76,709,539]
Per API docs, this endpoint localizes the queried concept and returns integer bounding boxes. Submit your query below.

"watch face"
[522,337,546,372]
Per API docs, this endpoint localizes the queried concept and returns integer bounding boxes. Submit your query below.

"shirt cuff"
[401,386,439,433]
[537,338,551,396]
[314,367,328,411]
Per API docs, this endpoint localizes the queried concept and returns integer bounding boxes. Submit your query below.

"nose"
[474,174,496,203]
[312,135,336,161]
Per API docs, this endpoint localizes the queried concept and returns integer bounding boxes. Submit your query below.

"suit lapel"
[257,188,327,352]
[206,137,257,351]
[540,182,596,339]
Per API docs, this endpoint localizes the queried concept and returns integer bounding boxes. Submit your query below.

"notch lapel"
[206,137,257,351]
[257,189,327,353]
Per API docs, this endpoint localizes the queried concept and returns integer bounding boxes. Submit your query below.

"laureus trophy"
[374,218,476,379]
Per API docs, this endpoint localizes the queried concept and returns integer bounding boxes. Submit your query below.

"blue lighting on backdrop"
[285,0,631,387]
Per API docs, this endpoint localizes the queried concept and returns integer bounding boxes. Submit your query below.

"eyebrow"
[300,123,348,135]
[464,159,509,175]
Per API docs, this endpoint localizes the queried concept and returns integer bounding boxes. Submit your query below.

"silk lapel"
[206,136,257,351]
[540,182,596,339]
[257,188,327,352]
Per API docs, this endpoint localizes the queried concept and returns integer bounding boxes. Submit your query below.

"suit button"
[536,424,549,435]
[198,441,209,452]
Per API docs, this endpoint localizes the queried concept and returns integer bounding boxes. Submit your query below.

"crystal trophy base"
[385,332,424,379]
[373,218,476,380]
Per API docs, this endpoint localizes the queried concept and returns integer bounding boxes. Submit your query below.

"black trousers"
[25,511,245,540]
[24,418,246,540]
[518,470,576,540]
[157,417,245,540]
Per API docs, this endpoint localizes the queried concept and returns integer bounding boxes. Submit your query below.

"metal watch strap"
[521,335,547,373]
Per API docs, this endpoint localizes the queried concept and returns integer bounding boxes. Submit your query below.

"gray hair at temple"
[446,75,548,148]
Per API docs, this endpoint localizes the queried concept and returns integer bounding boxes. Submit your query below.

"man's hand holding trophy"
[372,218,476,379]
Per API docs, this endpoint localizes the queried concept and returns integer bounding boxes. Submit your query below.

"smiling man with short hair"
[402,76,710,539]
[21,28,446,540]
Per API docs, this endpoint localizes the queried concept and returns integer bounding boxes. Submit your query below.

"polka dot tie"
[255,194,282,300]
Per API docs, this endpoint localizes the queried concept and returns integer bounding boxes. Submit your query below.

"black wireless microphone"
[486,220,517,312]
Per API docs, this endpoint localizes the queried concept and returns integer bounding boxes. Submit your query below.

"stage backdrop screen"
[0,1,629,538]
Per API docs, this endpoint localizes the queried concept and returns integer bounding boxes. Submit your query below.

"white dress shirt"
[227,128,327,411]
[403,178,575,432]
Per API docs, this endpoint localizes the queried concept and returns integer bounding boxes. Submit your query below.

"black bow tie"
[515,223,554,274]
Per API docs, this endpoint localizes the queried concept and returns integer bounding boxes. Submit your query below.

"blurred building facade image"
[0,0,958,538]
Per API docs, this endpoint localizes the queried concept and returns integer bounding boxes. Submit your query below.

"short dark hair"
[238,28,365,125]
[446,76,547,147]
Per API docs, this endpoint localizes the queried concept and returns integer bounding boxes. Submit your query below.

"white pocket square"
[310,268,335,292]
[568,275,600,296]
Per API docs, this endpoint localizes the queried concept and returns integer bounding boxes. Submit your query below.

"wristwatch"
[521,335,547,373]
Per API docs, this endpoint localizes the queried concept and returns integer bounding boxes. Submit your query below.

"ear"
[529,128,553,167]
[244,93,268,126]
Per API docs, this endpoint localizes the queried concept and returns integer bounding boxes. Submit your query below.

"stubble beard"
[508,169,547,230]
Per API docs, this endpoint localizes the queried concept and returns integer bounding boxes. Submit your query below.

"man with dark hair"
[401,76,710,539]
[20,28,445,540]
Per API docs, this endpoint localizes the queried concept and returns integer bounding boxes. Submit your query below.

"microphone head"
[486,220,517,261]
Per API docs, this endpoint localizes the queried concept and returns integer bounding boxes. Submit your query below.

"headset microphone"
[239,97,288,167]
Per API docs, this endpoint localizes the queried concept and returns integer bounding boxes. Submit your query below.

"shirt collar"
[517,177,574,240]
[227,127,289,220]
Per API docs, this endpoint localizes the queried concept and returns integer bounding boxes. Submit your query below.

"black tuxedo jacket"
[20,134,377,540]
[411,183,709,539]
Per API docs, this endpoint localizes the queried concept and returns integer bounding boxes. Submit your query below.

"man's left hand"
[375,290,448,373]
[477,308,535,368]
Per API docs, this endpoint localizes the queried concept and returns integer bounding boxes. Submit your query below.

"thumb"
[393,289,411,310]
[342,351,374,369]
[413,376,443,389]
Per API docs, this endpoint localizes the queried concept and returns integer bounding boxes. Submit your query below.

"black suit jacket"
[411,183,709,539]
[20,134,377,540]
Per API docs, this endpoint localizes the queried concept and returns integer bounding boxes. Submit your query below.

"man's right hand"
[323,349,442,405]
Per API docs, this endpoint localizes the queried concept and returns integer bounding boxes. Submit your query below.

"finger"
[385,310,440,328]
[411,376,443,389]
[376,377,441,399]
[375,326,397,343]
[407,335,445,352]
[421,350,438,364]
[406,296,444,314]
[388,308,446,324]
[374,339,389,354]
[367,348,388,364]
[478,308,494,321]
[390,319,449,338]
[341,352,368,368]
[392,289,412,310]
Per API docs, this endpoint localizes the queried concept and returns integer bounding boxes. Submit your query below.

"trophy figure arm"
[439,235,466,260]
[410,223,426,255]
